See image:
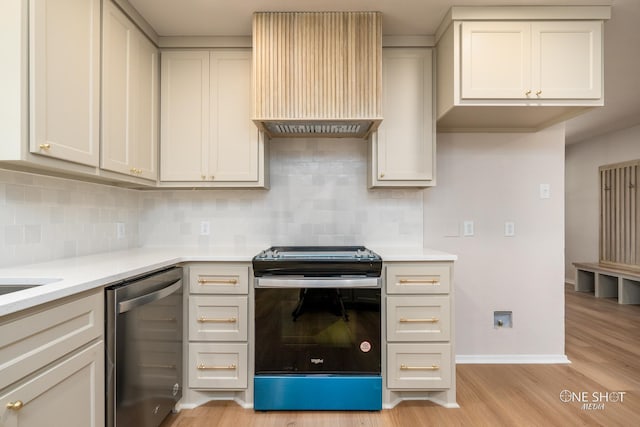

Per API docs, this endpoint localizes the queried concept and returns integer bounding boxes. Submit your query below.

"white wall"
[565,124,640,282]
[425,125,566,359]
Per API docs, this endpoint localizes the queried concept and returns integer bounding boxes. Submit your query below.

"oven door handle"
[255,277,381,288]
[117,279,181,314]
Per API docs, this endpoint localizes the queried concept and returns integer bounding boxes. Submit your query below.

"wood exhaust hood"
[252,12,382,139]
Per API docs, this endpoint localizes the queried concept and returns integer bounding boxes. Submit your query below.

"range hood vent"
[252,12,383,138]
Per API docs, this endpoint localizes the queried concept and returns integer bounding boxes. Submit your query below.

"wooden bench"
[573,262,640,304]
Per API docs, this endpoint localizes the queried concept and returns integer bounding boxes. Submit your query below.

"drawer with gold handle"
[387,343,451,389]
[189,296,247,341]
[387,296,450,342]
[189,264,249,294]
[386,263,451,294]
[189,343,247,389]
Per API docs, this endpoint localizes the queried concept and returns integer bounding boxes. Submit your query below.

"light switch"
[463,220,474,236]
[539,183,551,199]
[504,221,515,237]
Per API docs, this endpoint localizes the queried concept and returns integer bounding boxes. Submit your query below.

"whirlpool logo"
[310,358,324,365]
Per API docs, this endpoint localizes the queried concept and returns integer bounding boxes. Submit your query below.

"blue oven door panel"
[254,375,382,411]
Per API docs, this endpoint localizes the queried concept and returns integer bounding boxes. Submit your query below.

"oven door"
[254,285,381,375]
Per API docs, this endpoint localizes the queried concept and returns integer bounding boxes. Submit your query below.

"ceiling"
[127,0,640,144]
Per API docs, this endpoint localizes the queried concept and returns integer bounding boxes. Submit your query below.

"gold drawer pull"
[399,317,439,323]
[400,364,440,371]
[197,278,238,285]
[197,363,237,370]
[139,363,176,370]
[197,317,237,323]
[6,401,24,411]
[399,279,439,284]
[38,143,51,150]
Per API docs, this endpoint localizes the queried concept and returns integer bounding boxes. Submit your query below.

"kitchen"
[1,0,639,426]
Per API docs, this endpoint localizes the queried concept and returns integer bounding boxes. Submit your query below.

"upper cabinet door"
[102,2,158,181]
[532,21,602,99]
[101,2,133,175]
[132,34,159,180]
[160,51,210,181]
[208,50,258,182]
[461,21,532,99]
[29,0,100,166]
[371,48,434,187]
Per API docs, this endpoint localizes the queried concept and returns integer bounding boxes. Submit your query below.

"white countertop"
[0,246,456,317]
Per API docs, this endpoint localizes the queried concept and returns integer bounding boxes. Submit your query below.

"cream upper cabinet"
[369,48,435,188]
[101,1,158,183]
[435,6,609,132]
[460,21,602,100]
[29,0,100,166]
[160,49,268,188]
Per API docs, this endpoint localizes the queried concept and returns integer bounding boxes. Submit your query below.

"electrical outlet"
[494,311,513,328]
[463,220,474,236]
[116,222,125,240]
[200,221,210,236]
[504,221,515,237]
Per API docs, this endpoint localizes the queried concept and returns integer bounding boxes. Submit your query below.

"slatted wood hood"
[252,12,382,138]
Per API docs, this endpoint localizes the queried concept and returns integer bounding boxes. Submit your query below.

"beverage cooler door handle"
[117,279,181,314]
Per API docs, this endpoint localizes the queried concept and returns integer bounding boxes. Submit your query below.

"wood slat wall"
[252,12,382,121]
[599,160,639,268]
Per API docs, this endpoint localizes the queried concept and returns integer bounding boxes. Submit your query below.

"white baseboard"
[456,354,571,364]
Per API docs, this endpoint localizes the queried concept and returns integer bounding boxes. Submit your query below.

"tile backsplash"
[140,139,423,249]
[1,139,423,267]
[0,169,140,268]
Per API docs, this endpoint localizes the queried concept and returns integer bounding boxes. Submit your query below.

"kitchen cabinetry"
[187,263,250,390]
[1,0,101,175]
[101,0,159,183]
[384,262,456,407]
[369,48,435,188]
[0,290,104,426]
[160,50,268,188]
[460,21,601,100]
[435,6,609,131]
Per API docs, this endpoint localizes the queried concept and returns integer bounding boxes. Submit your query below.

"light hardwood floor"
[162,284,639,426]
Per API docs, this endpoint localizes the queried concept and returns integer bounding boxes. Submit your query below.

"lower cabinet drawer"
[189,264,249,295]
[386,263,451,294]
[0,290,103,391]
[386,295,450,341]
[188,343,248,389]
[387,343,451,389]
[189,295,248,341]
